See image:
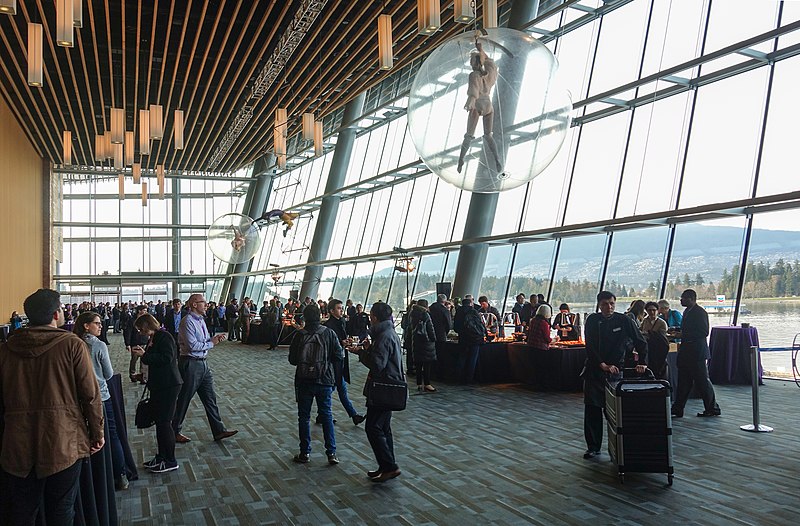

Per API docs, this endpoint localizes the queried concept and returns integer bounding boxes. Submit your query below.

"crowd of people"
[0,284,725,522]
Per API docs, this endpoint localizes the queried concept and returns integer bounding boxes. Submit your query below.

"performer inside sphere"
[231,227,246,252]
[458,37,503,174]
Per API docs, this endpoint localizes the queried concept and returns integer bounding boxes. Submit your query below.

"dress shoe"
[327,454,340,465]
[293,453,309,464]
[583,450,601,459]
[671,410,684,419]
[697,410,721,417]
[371,469,401,483]
[424,385,437,392]
[366,469,381,478]
[214,430,238,441]
[132,373,144,383]
[352,414,365,425]
[175,433,192,443]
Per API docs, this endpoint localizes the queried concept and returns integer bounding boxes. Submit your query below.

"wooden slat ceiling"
[0,0,510,174]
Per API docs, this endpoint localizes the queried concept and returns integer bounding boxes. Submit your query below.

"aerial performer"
[457,35,503,174]
[230,227,246,252]
[259,209,300,237]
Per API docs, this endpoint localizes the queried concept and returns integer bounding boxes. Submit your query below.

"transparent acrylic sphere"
[407,28,572,193]
[207,213,261,265]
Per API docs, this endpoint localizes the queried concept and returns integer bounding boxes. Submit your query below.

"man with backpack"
[453,297,487,383]
[288,303,344,465]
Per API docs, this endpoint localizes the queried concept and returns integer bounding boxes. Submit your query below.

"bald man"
[172,294,238,443]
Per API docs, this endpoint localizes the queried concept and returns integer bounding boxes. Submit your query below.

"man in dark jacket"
[429,294,453,348]
[671,289,721,418]
[0,288,104,524]
[323,299,365,425]
[226,299,239,341]
[164,298,185,342]
[288,303,344,465]
[582,290,648,459]
[353,301,403,483]
[124,304,151,382]
[453,298,486,383]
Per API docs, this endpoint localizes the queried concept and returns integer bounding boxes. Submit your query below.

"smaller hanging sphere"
[407,28,573,193]
[207,213,261,265]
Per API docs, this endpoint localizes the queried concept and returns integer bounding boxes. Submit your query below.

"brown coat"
[0,325,104,478]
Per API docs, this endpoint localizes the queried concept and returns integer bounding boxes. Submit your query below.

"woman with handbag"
[131,314,183,473]
[352,302,405,483]
[410,299,437,392]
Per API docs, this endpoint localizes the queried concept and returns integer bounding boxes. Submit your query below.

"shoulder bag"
[367,345,408,411]
[134,386,156,429]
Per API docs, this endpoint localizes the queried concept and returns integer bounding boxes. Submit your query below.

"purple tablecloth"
[708,326,763,385]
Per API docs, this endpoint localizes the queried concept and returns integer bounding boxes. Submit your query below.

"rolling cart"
[605,370,674,485]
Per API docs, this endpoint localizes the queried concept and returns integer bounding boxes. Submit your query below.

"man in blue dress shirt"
[172,294,238,443]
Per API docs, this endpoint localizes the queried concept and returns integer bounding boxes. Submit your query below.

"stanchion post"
[740,346,773,433]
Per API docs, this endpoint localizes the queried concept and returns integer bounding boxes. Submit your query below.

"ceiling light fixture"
[113,143,123,169]
[174,110,184,150]
[142,181,148,206]
[56,0,74,47]
[0,1,17,15]
[454,0,475,23]
[104,131,113,160]
[483,0,497,29]
[27,23,43,87]
[157,165,165,199]
[125,131,134,165]
[149,104,163,140]
[132,163,141,184]
[73,0,82,27]
[378,14,393,70]
[62,131,72,165]
[275,107,287,169]
[314,121,323,156]
[417,0,440,35]
[111,108,124,144]
[118,174,125,200]
[302,112,314,141]
[94,134,105,163]
[139,109,150,155]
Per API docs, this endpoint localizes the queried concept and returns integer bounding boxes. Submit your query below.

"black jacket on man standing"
[324,316,351,384]
[429,301,453,342]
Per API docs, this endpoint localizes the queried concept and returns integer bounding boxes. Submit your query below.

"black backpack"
[462,311,487,341]
[294,327,328,380]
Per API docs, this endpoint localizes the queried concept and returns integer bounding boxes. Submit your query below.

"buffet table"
[246,321,297,346]
[432,341,585,391]
[708,326,763,385]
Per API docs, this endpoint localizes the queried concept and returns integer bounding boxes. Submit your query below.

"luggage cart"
[605,371,674,485]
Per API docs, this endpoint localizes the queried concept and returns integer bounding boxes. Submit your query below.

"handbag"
[368,347,408,411]
[134,386,156,429]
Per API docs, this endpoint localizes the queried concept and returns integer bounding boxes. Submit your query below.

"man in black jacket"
[288,303,344,465]
[352,301,403,483]
[164,298,184,342]
[671,289,721,418]
[323,299,365,425]
[453,298,486,383]
[429,294,453,344]
[582,290,648,459]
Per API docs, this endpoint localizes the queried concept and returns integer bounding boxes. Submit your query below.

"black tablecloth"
[506,344,586,391]
[434,342,512,383]
[708,326,763,385]
[247,322,296,346]
[0,324,9,342]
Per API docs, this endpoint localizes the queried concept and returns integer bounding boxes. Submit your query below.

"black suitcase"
[605,370,674,485]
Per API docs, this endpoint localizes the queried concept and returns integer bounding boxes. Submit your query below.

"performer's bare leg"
[482,113,503,172]
[457,111,481,173]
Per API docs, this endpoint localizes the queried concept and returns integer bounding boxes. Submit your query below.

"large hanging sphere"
[407,28,572,193]
[207,213,261,265]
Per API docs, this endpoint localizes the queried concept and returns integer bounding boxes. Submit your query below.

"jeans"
[365,407,398,472]
[7,460,82,525]
[456,344,480,383]
[103,399,126,478]
[172,358,227,437]
[296,383,336,455]
[335,377,358,418]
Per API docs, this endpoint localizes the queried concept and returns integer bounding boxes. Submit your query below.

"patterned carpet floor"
[108,334,800,525]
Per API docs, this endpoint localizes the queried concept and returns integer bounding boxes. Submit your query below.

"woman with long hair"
[73,311,129,490]
[131,314,183,473]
